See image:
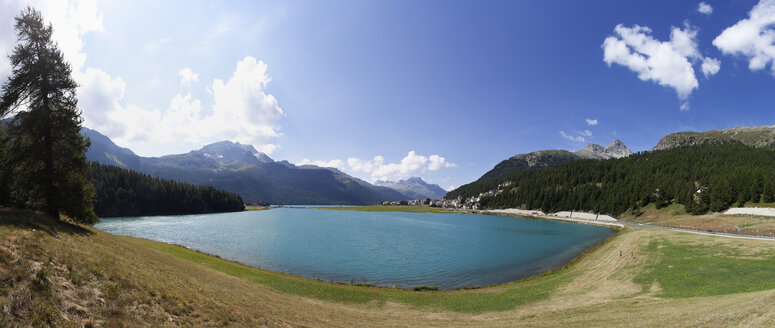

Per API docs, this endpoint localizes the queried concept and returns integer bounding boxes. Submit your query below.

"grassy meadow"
[245,205,273,211]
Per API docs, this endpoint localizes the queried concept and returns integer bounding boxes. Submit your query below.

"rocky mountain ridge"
[81,127,405,204]
[653,125,775,151]
[374,177,447,200]
[576,139,632,159]
[475,140,632,184]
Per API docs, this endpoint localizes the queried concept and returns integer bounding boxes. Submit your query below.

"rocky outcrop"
[575,140,632,159]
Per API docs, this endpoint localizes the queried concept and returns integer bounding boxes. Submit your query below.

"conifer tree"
[0,7,96,223]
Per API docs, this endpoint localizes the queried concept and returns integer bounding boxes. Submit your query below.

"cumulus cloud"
[79,56,285,154]
[1,1,285,155]
[585,118,598,126]
[178,67,199,84]
[297,159,346,170]
[713,0,775,75]
[698,2,713,15]
[560,131,585,142]
[428,155,455,171]
[0,1,23,83]
[602,23,720,109]
[580,129,593,137]
[297,151,457,182]
[701,57,721,77]
[0,0,103,83]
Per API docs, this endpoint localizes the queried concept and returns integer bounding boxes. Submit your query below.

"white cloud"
[207,56,284,153]
[560,131,585,142]
[580,129,593,137]
[78,68,129,137]
[0,1,286,155]
[297,158,346,170]
[698,2,713,15]
[79,56,285,154]
[428,154,456,171]
[713,0,775,75]
[178,67,199,85]
[40,0,103,73]
[0,0,103,81]
[701,57,721,77]
[585,118,598,126]
[602,23,720,109]
[296,151,457,183]
[0,1,23,83]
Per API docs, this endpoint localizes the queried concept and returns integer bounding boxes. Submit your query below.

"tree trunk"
[43,88,56,219]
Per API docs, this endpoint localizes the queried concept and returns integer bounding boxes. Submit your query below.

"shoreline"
[98,207,619,292]
[114,227,620,292]
[480,210,625,228]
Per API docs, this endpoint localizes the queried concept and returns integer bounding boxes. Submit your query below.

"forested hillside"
[461,143,775,216]
[88,163,244,217]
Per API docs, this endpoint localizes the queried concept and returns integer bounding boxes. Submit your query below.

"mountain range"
[82,128,445,204]
[374,177,448,200]
[447,124,775,201]
[474,140,632,184]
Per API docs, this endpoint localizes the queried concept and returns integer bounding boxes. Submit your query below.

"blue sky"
[1,0,775,190]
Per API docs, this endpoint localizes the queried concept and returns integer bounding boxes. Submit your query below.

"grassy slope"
[244,206,272,211]
[308,205,455,213]
[3,208,775,326]
[621,203,775,236]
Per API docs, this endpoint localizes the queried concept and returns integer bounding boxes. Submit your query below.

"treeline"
[88,163,244,217]
[457,143,775,216]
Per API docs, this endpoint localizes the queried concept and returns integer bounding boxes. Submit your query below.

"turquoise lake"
[96,208,615,289]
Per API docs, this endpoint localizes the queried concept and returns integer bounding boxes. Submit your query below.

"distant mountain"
[446,140,632,200]
[82,127,143,171]
[475,140,632,184]
[653,125,775,151]
[82,128,404,205]
[477,150,582,183]
[374,177,447,199]
[576,140,632,159]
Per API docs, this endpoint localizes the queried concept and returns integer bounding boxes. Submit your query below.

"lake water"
[96,208,615,289]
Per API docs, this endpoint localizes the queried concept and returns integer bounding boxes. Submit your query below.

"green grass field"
[245,205,272,211]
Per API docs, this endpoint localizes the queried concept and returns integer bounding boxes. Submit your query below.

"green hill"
[448,141,631,200]
[454,143,775,216]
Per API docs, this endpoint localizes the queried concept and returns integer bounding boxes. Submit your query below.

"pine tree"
[0,7,96,224]
[0,124,10,206]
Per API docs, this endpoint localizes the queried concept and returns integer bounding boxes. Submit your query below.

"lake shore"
[98,208,614,290]
[313,204,625,228]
